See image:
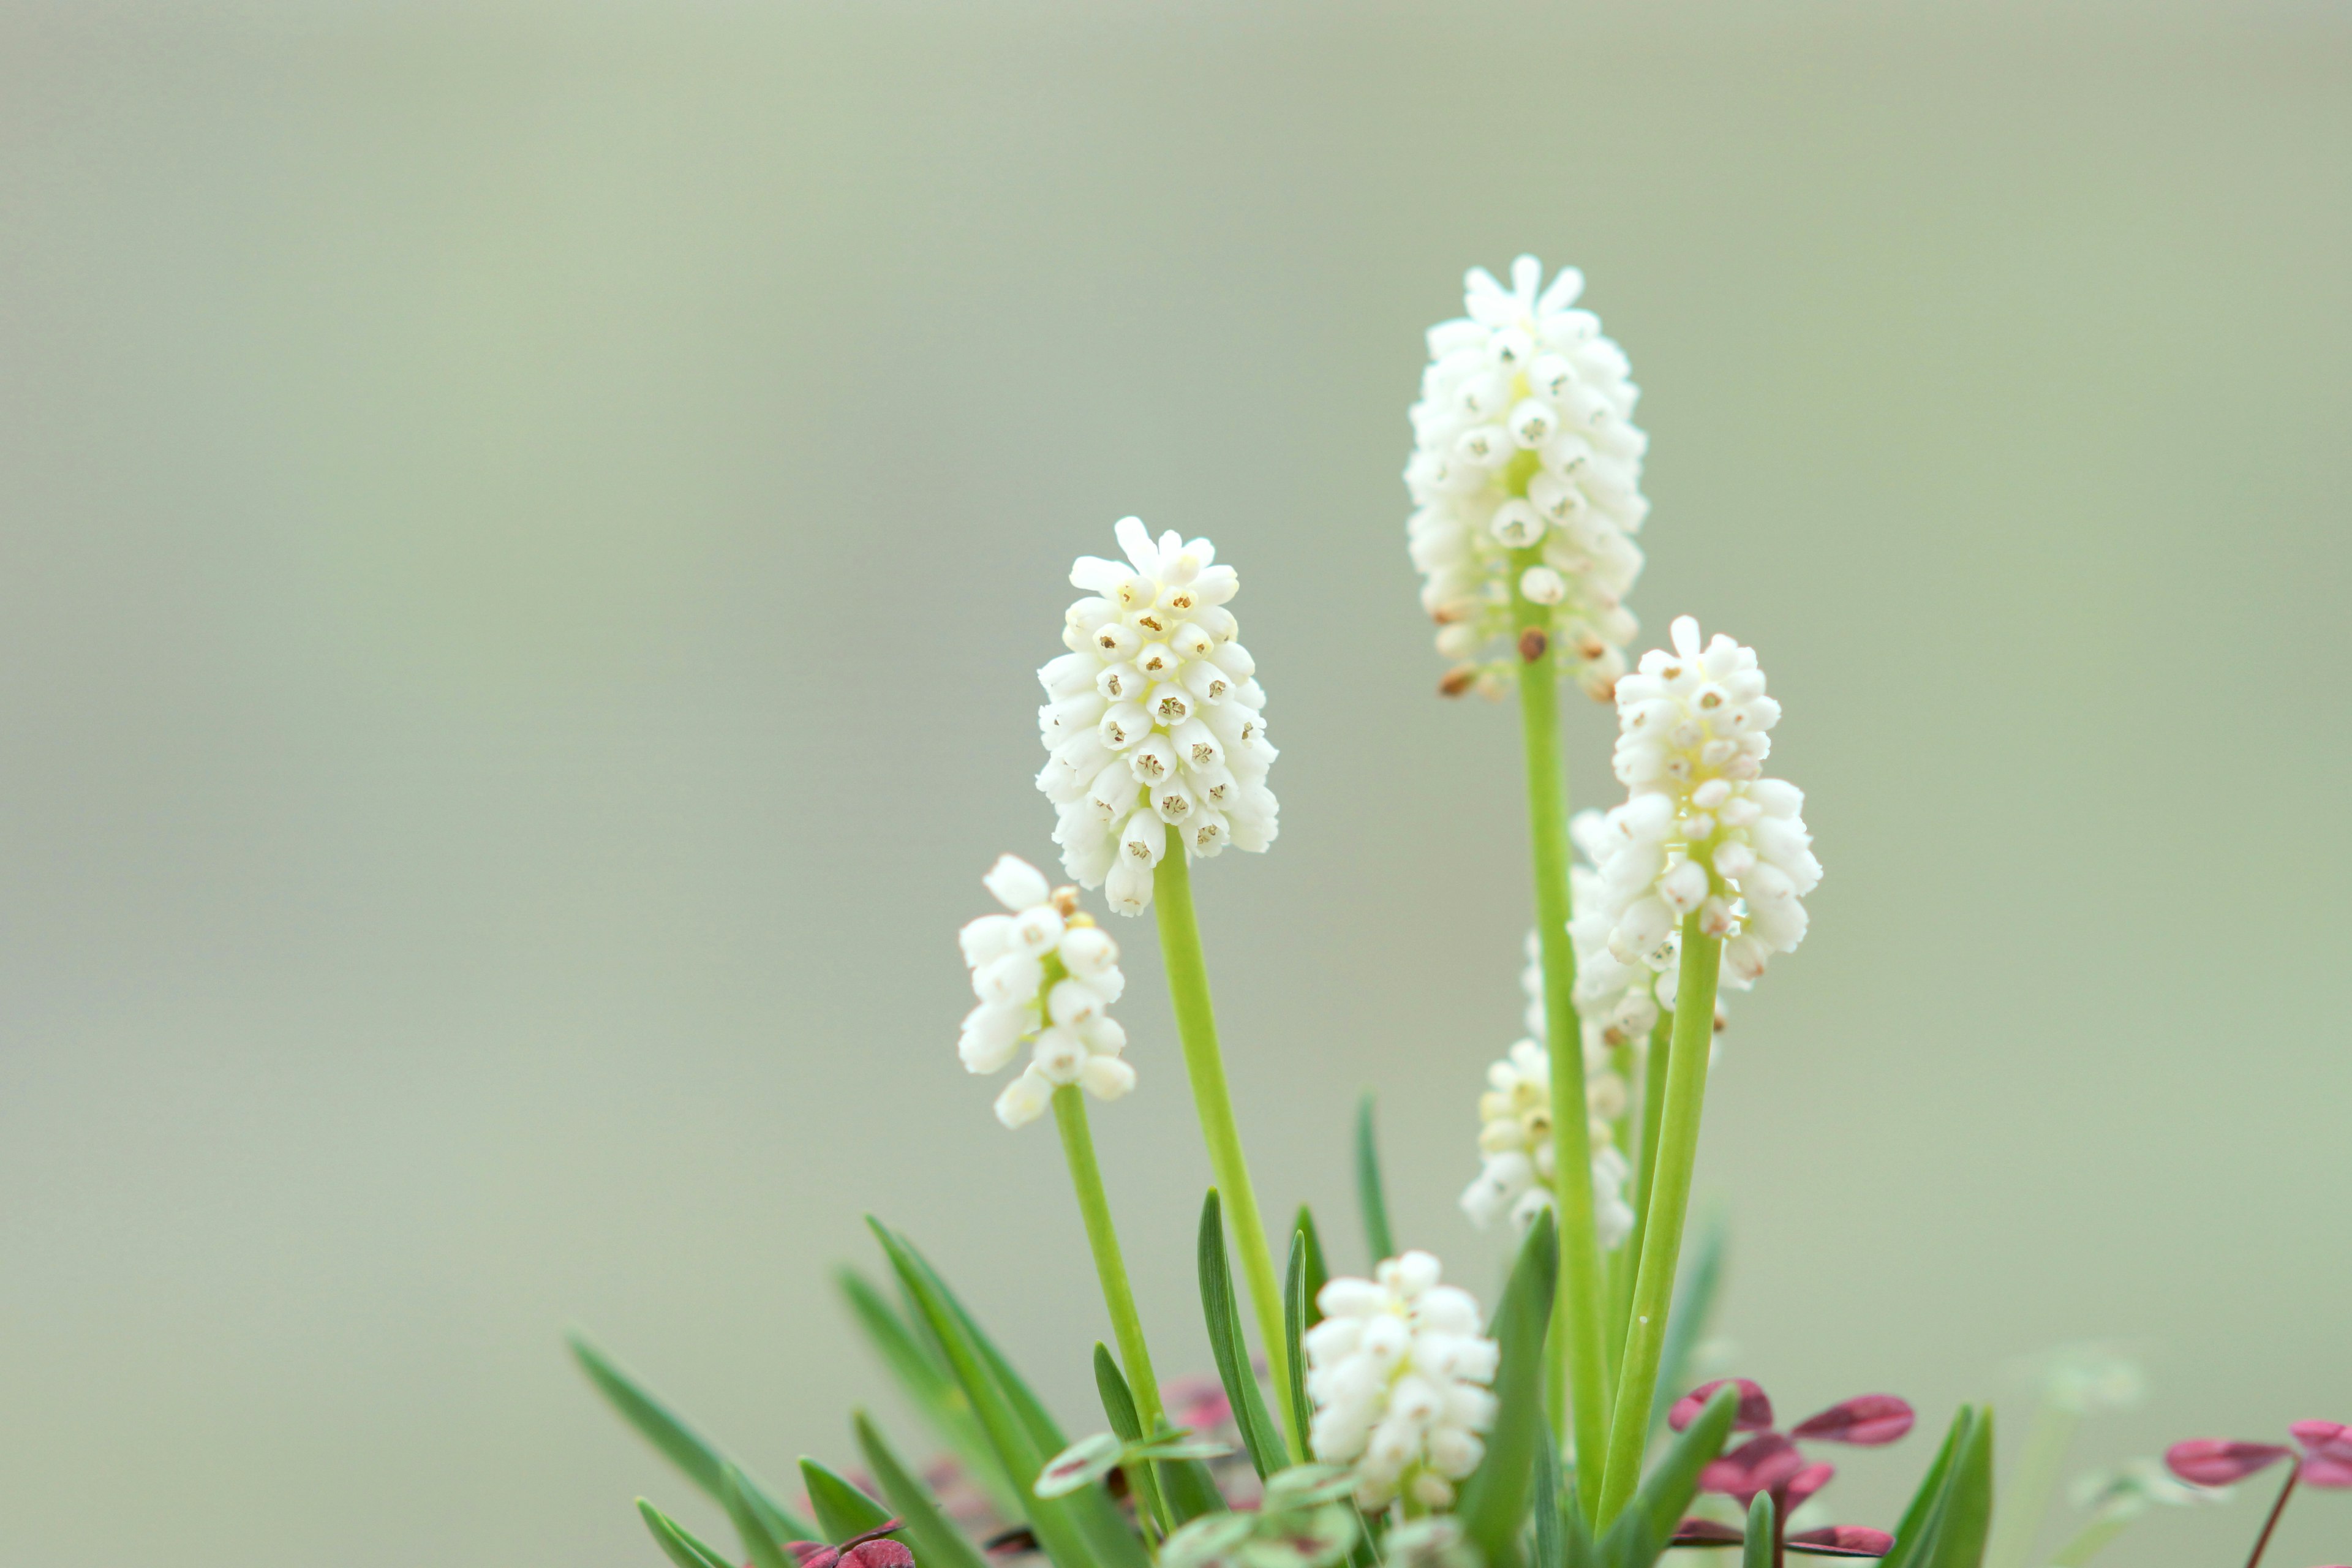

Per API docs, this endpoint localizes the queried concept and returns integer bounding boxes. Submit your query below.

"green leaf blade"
[1197,1189,1293,1478]
[855,1411,995,1568]
[1355,1095,1395,1266]
[1742,1493,1776,1568]
[1457,1211,1559,1568]
[1605,1382,1740,1559]
[801,1457,895,1543]
[638,1500,739,1568]
[722,1464,794,1568]
[572,1330,815,1541]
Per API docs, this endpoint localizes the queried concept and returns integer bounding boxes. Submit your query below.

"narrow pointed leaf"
[1197,1189,1292,1477]
[870,1219,1152,1568]
[855,1411,993,1568]
[1457,1210,1559,1568]
[1671,1519,1746,1546]
[1743,1492,1776,1568]
[1879,1408,1977,1568]
[1090,1344,1175,1534]
[572,1331,816,1540]
[802,1457,894,1542]
[838,1269,1019,1518]
[1647,1207,1728,1444]
[1560,1459,1599,1568]
[1355,1095,1395,1265]
[1922,1406,1992,1568]
[1606,1382,1741,1559]
[1283,1229,1314,1457]
[1534,1428,1566,1568]
[722,1464,794,1568]
[1293,1205,1330,1324]
[639,1500,739,1568]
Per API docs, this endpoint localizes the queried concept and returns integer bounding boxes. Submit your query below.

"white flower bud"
[1305,1250,1498,1511]
[957,856,1137,1126]
[1520,565,1567,606]
[1057,924,1118,976]
[1405,257,1647,693]
[993,1068,1052,1129]
[1038,519,1278,914]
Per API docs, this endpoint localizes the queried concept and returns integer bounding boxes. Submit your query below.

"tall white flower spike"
[1405,256,1648,701]
[1035,518,1279,916]
[1303,1252,1499,1513]
[1458,1039,1635,1249]
[1593,616,1820,984]
[957,854,1136,1128]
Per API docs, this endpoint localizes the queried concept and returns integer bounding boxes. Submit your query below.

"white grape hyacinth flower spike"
[1035,517,1278,915]
[1457,1038,1635,1250]
[1405,255,1648,702]
[1303,1252,1500,1513]
[956,854,1136,1129]
[1594,616,1821,986]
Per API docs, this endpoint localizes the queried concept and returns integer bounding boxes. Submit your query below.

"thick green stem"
[1053,1084,1165,1439]
[1985,1401,2078,1568]
[1153,835,1294,1455]
[1512,587,1613,1512]
[1596,914,1723,1526]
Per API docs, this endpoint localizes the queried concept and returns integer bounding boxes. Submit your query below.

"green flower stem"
[1984,1401,2078,1568]
[1052,1084,1165,1441]
[1510,581,1613,1513]
[1153,833,1294,1455]
[1614,1011,1673,1354]
[1596,913,1723,1526]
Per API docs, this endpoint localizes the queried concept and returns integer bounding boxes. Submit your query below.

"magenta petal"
[1702,1434,1807,1504]
[2166,1440,2294,1486]
[1785,1461,1838,1510]
[1670,1519,1747,1547]
[1670,1378,1777,1434]
[2300,1452,2352,1488]
[1785,1526,1895,1558]
[2291,1420,2352,1455]
[1793,1395,1917,1447]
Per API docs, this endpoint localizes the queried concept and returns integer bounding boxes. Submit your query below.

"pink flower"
[1666,1381,1915,1559]
[2166,1422,2352,1490]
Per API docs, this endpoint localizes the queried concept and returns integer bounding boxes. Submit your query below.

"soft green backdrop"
[2,4,2345,1566]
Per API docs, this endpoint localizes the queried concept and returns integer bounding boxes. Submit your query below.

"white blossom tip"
[1038,518,1278,911]
[956,854,1135,1126]
[1406,256,1647,700]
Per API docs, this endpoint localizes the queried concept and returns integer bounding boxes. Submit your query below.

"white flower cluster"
[1304,1253,1499,1512]
[1405,255,1648,701]
[1457,1039,1634,1248]
[1590,616,1820,985]
[957,855,1135,1128]
[1036,518,1278,916]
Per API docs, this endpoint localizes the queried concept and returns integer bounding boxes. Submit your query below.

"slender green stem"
[1153,834,1294,1456]
[1985,1401,2078,1568]
[1510,580,1612,1512]
[1596,914,1723,1526]
[1611,1010,1673,1365]
[1053,1084,1164,1439]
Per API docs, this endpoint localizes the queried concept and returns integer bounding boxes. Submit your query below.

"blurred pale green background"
[2,2,2346,1565]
